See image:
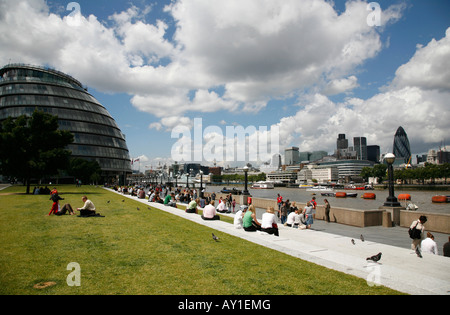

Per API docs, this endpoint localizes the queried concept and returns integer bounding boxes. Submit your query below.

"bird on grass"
[415,247,422,258]
[360,234,365,242]
[122,200,125,202]
[107,200,110,204]
[137,207,140,211]
[212,233,219,242]
[366,252,382,263]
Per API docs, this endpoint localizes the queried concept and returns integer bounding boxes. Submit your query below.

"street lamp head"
[385,153,396,165]
[243,166,249,172]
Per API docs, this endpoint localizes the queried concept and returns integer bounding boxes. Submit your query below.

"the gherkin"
[393,126,411,164]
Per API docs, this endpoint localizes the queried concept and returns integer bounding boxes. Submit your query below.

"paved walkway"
[105,189,450,295]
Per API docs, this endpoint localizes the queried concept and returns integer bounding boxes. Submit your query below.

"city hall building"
[0,64,131,184]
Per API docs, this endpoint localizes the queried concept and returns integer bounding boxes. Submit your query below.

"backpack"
[408,222,422,239]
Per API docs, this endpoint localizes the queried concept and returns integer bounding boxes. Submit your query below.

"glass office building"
[0,64,131,184]
[393,126,411,164]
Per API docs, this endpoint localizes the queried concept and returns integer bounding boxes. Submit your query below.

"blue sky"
[1,0,449,170]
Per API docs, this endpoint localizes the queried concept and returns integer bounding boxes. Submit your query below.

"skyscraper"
[285,147,300,165]
[337,134,348,150]
[393,126,411,164]
[353,137,367,160]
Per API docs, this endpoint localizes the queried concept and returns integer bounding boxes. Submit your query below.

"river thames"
[206,186,450,215]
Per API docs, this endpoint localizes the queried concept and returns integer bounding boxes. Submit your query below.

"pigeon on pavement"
[360,234,365,242]
[366,252,382,263]
[351,239,355,245]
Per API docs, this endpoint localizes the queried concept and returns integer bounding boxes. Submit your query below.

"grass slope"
[0,185,402,295]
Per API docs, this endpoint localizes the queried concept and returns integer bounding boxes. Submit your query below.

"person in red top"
[310,196,317,209]
[47,193,75,216]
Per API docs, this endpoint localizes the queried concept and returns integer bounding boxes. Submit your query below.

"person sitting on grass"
[47,193,75,216]
[77,196,97,217]
[164,192,177,208]
[201,200,220,221]
[186,198,200,214]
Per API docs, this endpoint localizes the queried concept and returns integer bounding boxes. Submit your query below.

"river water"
[206,186,450,215]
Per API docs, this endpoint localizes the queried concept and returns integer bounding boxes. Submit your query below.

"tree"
[372,164,387,183]
[360,167,373,182]
[67,158,102,184]
[0,110,74,194]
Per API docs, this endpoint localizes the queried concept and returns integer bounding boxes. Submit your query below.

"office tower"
[393,126,411,164]
[337,134,348,150]
[285,147,300,165]
[353,137,367,160]
[367,145,380,163]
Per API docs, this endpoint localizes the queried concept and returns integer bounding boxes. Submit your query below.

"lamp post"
[186,172,189,189]
[199,170,204,199]
[383,153,401,207]
[242,166,250,196]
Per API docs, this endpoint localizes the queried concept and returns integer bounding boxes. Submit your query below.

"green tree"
[372,164,387,183]
[360,167,373,181]
[0,110,74,194]
[67,158,102,184]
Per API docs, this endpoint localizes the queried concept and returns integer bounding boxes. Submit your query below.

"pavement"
[105,188,450,295]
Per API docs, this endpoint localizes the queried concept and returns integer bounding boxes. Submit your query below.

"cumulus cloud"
[392,28,450,92]
[2,0,447,159]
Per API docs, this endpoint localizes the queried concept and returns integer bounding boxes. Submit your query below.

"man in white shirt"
[77,196,96,216]
[421,232,438,255]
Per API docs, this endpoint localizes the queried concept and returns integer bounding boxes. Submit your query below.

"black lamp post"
[383,153,401,207]
[200,170,204,198]
[186,172,189,189]
[242,166,250,196]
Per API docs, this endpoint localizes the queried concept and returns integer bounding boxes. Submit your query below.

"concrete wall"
[400,210,450,234]
[205,192,450,233]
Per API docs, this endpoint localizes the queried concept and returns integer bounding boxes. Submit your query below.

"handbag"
[408,222,421,239]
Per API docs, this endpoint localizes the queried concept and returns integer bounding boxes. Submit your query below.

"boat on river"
[306,185,334,193]
[251,181,274,189]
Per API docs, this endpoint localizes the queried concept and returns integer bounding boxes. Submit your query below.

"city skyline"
[0,0,449,170]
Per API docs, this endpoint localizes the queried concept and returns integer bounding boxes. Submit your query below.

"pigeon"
[137,207,140,211]
[360,234,365,242]
[351,239,355,245]
[147,207,152,210]
[415,247,422,258]
[122,200,125,202]
[366,252,382,263]
[107,200,110,204]
[212,233,219,242]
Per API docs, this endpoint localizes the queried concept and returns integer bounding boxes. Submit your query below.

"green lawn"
[0,185,403,295]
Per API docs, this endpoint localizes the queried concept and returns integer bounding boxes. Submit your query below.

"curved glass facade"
[393,126,411,164]
[0,64,132,182]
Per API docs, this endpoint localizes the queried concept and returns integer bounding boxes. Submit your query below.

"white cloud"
[6,0,448,158]
[323,76,359,95]
[392,28,450,92]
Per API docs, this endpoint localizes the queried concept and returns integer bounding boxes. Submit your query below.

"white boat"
[299,184,314,189]
[306,186,334,192]
[251,181,275,189]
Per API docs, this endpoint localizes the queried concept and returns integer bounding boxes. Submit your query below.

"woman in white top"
[421,232,438,255]
[261,207,279,236]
